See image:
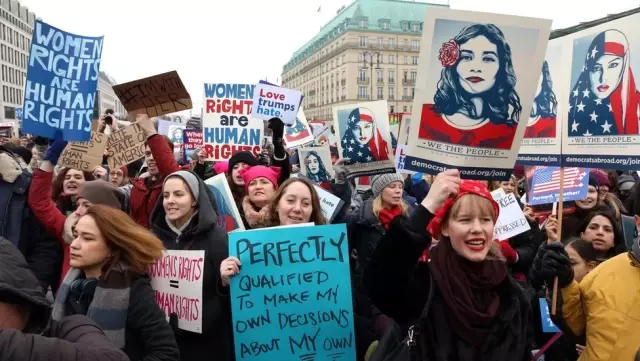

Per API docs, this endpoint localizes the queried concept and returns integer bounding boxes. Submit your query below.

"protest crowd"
[2,4,640,361]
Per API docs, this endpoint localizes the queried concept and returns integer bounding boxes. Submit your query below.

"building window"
[411,40,420,50]
[358,86,368,99]
[388,55,395,64]
[358,69,367,81]
[404,56,408,64]
[389,70,395,83]
[411,72,417,81]
[411,23,420,32]
[403,71,408,81]
[412,56,419,65]
[403,106,408,112]
[377,70,383,82]
[359,36,367,47]
[390,105,395,113]
[377,87,383,99]
[359,19,368,28]
[388,87,395,100]
[403,87,408,97]
[388,38,395,49]
[359,53,365,62]
[382,21,390,30]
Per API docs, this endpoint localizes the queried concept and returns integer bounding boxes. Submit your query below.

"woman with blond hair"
[50,205,179,361]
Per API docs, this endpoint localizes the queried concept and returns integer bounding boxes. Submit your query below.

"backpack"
[369,273,435,361]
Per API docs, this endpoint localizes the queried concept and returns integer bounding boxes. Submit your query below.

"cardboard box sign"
[112,71,192,117]
[59,132,107,171]
[106,123,146,169]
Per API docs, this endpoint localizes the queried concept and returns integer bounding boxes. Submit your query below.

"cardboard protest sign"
[334,100,396,178]
[560,12,640,169]
[204,174,245,232]
[228,224,356,361]
[298,147,334,183]
[526,166,589,206]
[182,130,203,163]
[404,8,551,180]
[149,250,205,333]
[202,83,262,161]
[59,132,107,171]
[251,82,302,125]
[22,20,103,141]
[112,71,192,117]
[517,39,563,166]
[539,299,560,333]
[490,189,531,240]
[284,109,314,149]
[106,123,146,169]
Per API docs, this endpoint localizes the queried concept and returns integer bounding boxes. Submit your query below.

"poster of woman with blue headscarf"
[561,14,640,169]
[204,174,245,232]
[284,109,314,148]
[334,100,395,178]
[298,147,334,183]
[405,8,551,179]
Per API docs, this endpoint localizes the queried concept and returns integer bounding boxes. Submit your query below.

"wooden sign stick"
[551,167,566,316]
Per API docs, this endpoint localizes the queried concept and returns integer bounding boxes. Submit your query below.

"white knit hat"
[371,173,404,198]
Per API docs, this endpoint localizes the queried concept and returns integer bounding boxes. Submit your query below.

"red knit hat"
[239,166,281,193]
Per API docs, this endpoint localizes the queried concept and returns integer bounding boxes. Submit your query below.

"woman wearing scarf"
[50,205,179,361]
[364,169,533,361]
[238,165,281,229]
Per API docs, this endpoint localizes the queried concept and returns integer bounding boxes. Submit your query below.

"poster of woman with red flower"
[405,8,551,180]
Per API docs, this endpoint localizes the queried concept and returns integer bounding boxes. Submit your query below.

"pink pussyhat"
[213,162,229,175]
[239,166,281,193]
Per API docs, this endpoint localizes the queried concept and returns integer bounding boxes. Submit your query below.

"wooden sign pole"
[551,167,565,315]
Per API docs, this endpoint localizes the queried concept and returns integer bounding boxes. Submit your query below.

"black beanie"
[228,151,258,174]
[588,174,600,190]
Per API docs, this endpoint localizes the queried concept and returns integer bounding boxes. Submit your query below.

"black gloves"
[268,117,285,141]
[540,243,574,288]
[529,242,549,290]
[33,136,49,146]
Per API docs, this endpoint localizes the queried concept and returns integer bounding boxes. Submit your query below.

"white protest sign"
[491,190,530,241]
[313,183,344,223]
[251,82,302,125]
[149,250,205,333]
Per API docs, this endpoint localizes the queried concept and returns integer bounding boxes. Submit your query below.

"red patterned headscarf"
[427,180,500,240]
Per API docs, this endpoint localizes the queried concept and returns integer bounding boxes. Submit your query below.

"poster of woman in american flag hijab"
[562,12,640,170]
[333,100,395,178]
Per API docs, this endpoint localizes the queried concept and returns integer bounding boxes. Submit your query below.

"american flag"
[532,167,585,195]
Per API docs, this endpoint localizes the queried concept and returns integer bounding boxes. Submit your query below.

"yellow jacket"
[553,251,640,361]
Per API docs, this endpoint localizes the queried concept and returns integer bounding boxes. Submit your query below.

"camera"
[104,108,114,125]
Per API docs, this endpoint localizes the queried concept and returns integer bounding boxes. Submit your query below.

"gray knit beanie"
[371,173,405,198]
[164,171,200,200]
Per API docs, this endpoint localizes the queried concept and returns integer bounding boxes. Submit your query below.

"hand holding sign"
[136,114,157,138]
[220,256,242,286]
[546,215,559,244]
[422,169,461,213]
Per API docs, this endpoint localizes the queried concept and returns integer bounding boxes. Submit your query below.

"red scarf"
[378,206,403,230]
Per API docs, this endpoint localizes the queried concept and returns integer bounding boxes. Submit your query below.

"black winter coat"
[364,206,534,361]
[150,172,232,361]
[0,315,130,361]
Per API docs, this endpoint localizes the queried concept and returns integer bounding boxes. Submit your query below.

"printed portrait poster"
[284,109,314,148]
[22,20,104,141]
[204,174,245,232]
[202,83,262,162]
[405,8,552,180]
[334,100,396,178]
[561,12,640,170]
[298,146,335,183]
[158,119,186,161]
[309,120,336,147]
[517,39,564,166]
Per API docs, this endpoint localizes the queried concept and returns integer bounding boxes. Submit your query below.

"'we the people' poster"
[333,100,395,178]
[228,224,356,361]
[202,83,262,161]
[517,39,563,166]
[22,20,104,141]
[560,11,640,169]
[405,8,551,180]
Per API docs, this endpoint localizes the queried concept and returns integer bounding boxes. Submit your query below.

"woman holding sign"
[150,170,231,361]
[364,170,533,361]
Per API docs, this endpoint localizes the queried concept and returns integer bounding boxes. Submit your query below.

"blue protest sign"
[527,166,589,206]
[228,224,356,361]
[22,20,103,141]
[539,298,560,333]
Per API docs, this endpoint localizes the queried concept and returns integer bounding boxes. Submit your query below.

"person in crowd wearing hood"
[619,174,637,211]
[150,170,231,361]
[119,114,181,228]
[109,166,130,187]
[365,170,533,361]
[404,172,430,204]
[239,165,281,229]
[0,237,130,361]
[537,231,640,360]
[50,206,179,361]
[29,141,128,288]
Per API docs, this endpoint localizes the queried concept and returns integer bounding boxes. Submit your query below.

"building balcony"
[341,79,346,86]
[357,77,370,84]
[402,96,413,101]
[403,79,416,86]
[388,79,396,84]
[292,40,392,75]
[341,95,346,100]
[377,95,384,100]
[309,90,316,96]
[377,78,384,84]
[399,45,420,52]
[389,96,395,100]
[357,94,369,100]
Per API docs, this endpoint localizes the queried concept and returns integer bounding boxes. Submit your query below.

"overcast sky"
[17,0,638,110]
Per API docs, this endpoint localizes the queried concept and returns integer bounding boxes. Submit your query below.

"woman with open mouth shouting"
[364,169,534,361]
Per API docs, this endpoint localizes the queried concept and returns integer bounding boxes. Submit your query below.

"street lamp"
[361,51,381,100]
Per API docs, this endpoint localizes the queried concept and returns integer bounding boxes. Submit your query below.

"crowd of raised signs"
[3,4,640,361]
